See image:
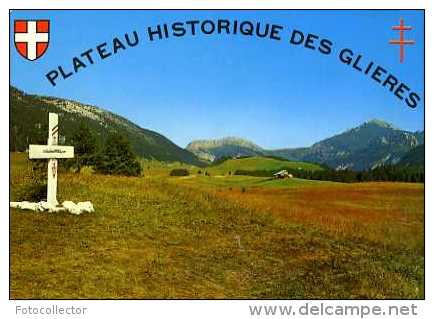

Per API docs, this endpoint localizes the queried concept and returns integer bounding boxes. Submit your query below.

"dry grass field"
[10,153,424,299]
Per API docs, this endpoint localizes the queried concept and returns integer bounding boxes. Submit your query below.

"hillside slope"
[186,120,424,171]
[207,156,324,175]
[10,86,204,166]
[269,120,424,171]
[398,144,424,167]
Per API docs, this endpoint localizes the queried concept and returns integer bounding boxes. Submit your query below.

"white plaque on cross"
[28,113,74,206]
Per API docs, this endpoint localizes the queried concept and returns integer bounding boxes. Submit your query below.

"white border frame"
[2,1,431,318]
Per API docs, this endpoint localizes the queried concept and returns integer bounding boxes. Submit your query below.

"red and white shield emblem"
[14,20,50,61]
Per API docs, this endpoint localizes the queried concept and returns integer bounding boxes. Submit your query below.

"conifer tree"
[71,123,97,171]
[96,133,142,176]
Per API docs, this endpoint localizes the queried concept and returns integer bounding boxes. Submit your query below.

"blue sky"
[10,10,424,149]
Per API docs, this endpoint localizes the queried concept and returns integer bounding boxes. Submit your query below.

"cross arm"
[29,145,74,159]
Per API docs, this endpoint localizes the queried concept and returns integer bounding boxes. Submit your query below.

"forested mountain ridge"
[10,86,204,166]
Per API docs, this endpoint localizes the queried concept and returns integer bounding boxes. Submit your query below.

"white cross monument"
[28,113,74,206]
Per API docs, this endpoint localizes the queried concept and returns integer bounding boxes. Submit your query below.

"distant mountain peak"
[269,118,422,171]
[187,136,262,151]
[186,137,264,162]
[362,119,395,129]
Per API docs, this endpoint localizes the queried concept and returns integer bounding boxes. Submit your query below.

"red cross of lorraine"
[389,18,415,63]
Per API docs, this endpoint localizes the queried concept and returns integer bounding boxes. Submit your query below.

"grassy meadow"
[10,153,424,299]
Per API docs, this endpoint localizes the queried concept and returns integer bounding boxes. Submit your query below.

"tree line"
[234,165,424,183]
[66,123,142,176]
